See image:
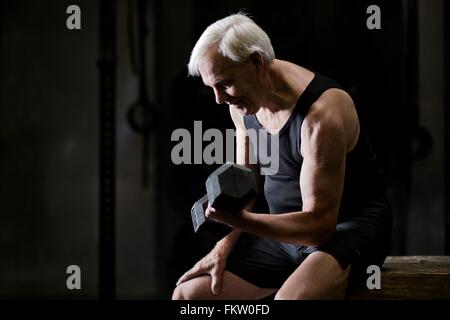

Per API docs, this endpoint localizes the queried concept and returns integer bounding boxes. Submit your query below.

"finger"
[176,265,203,286]
[205,206,216,219]
[210,269,223,295]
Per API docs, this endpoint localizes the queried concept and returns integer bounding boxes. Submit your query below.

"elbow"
[303,226,335,247]
[314,224,336,246]
[301,212,337,247]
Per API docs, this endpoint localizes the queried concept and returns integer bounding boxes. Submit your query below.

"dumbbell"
[191,162,257,236]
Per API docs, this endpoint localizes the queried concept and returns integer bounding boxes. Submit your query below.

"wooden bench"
[350,256,450,299]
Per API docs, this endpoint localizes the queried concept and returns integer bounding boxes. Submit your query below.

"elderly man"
[172,13,392,300]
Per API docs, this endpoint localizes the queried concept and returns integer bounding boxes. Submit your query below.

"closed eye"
[216,79,233,89]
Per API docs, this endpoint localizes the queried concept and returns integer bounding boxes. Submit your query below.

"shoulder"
[307,88,356,124]
[301,88,360,152]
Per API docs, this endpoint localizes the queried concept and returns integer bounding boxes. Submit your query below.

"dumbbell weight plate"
[206,163,257,214]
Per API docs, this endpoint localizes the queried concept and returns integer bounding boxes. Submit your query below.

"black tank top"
[243,73,387,221]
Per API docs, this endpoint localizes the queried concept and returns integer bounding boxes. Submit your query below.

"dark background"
[0,0,448,299]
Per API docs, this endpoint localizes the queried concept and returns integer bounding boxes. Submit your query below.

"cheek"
[225,85,247,101]
[229,75,262,103]
[245,76,264,99]
[226,87,239,97]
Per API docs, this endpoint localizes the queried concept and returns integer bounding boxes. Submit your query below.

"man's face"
[198,46,265,116]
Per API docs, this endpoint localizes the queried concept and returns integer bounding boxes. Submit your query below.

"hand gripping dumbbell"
[191,162,257,237]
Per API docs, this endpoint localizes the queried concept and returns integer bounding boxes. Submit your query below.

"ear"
[250,52,266,75]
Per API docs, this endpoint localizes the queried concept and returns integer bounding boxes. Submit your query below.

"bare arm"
[176,106,259,293]
[216,106,263,248]
[208,90,359,247]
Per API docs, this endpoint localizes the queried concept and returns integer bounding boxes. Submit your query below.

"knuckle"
[193,264,202,272]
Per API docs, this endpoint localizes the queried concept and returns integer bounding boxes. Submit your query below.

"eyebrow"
[214,78,230,87]
[203,75,229,88]
[203,78,225,88]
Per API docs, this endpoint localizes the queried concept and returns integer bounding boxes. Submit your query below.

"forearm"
[236,210,335,246]
[213,194,257,255]
[215,229,241,256]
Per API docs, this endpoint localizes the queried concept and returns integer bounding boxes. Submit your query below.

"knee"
[273,290,289,300]
[274,285,328,300]
[172,278,208,300]
[274,282,347,300]
[172,283,191,300]
[274,287,309,300]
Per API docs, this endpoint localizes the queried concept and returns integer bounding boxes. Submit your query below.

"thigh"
[226,233,301,288]
[300,198,393,292]
[275,251,351,300]
[173,271,277,300]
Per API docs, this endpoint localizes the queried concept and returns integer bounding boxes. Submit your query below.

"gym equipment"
[99,0,117,300]
[126,0,158,188]
[191,163,257,235]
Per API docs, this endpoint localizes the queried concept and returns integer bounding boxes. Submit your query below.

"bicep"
[300,152,345,218]
[299,119,347,221]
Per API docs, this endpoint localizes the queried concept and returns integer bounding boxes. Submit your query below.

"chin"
[232,104,245,115]
[237,107,246,115]
[237,106,251,116]
[242,106,258,115]
[233,103,255,116]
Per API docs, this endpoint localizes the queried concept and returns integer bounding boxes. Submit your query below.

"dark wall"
[0,0,158,299]
[0,0,99,298]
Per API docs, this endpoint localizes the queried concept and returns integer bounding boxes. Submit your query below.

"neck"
[261,59,314,113]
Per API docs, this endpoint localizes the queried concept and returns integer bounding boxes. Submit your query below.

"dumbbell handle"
[191,194,208,233]
[191,194,244,233]
[191,194,233,241]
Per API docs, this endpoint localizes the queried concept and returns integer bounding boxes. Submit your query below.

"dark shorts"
[226,198,393,292]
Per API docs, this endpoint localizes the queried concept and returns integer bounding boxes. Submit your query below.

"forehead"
[198,47,236,85]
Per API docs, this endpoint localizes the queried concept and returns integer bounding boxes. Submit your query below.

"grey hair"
[187,13,275,77]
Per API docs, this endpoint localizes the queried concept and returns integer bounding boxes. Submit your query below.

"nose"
[213,87,227,105]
